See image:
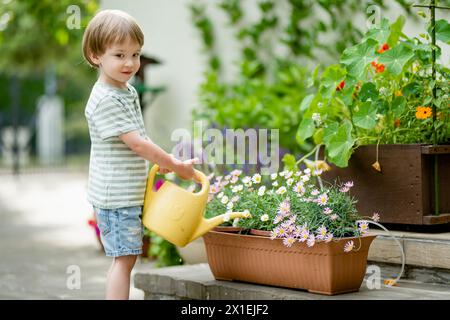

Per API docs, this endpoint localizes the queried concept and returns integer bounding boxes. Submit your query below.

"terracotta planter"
[203,231,376,295]
[212,226,245,233]
[249,229,271,237]
[322,144,450,225]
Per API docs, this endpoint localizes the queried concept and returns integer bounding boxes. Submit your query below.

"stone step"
[368,229,450,270]
[134,263,450,300]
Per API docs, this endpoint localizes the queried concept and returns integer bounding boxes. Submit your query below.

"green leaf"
[323,122,339,145]
[282,153,297,171]
[313,128,324,145]
[353,101,377,129]
[299,94,314,112]
[319,64,347,98]
[392,96,406,117]
[432,19,450,44]
[296,118,315,145]
[307,64,320,88]
[387,15,406,46]
[363,18,390,44]
[403,82,419,96]
[340,39,378,79]
[359,82,378,102]
[325,121,354,168]
[378,43,414,75]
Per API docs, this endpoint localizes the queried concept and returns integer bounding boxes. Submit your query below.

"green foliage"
[193,61,309,154]
[146,229,183,267]
[433,19,450,44]
[188,0,416,159]
[298,15,450,167]
[0,1,98,154]
[0,0,98,75]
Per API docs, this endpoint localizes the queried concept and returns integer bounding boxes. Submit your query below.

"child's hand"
[175,158,199,181]
[158,167,172,174]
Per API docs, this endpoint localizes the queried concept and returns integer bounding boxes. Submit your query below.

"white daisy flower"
[252,174,262,184]
[276,186,287,195]
[221,196,229,204]
[257,186,266,196]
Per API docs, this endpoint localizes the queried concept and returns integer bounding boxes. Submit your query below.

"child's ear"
[89,53,101,66]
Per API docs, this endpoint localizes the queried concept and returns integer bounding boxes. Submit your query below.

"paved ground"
[0,169,148,300]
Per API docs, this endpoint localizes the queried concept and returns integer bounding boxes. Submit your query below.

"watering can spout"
[189,212,251,244]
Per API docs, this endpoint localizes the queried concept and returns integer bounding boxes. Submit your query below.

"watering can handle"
[146,164,209,196]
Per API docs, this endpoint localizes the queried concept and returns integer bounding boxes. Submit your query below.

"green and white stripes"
[85,82,148,209]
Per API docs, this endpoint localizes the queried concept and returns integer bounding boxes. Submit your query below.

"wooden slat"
[422,213,450,225]
[421,145,450,154]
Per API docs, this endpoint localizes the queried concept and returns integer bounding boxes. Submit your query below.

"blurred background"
[0,0,448,299]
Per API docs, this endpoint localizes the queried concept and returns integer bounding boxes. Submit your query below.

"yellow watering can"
[142,164,250,247]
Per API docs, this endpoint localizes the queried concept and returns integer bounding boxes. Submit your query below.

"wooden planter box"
[203,231,376,295]
[322,144,450,225]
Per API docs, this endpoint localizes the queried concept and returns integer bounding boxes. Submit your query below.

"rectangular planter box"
[322,144,450,225]
[203,231,376,295]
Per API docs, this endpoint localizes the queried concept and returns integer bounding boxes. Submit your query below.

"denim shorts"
[93,206,143,257]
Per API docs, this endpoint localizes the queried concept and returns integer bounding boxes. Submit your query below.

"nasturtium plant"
[297,15,450,167]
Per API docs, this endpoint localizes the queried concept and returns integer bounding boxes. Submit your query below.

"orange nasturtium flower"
[394,119,401,128]
[336,80,345,91]
[370,60,385,73]
[378,43,390,54]
[416,106,432,120]
[375,63,385,73]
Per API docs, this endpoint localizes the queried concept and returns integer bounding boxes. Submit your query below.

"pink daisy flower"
[307,234,316,247]
[372,212,380,222]
[283,236,296,247]
[317,193,328,206]
[299,230,309,242]
[358,221,369,234]
[344,240,354,252]
[316,225,327,240]
[344,181,354,188]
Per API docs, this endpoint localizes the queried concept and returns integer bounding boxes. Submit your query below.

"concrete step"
[368,229,450,270]
[134,229,450,300]
[134,263,450,300]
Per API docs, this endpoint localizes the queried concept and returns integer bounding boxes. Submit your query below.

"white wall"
[100,0,449,150]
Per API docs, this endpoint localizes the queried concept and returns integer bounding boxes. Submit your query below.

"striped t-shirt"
[85,81,149,209]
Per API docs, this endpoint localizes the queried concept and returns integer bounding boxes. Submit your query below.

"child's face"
[91,38,141,88]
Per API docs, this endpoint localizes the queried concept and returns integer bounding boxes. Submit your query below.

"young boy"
[82,9,197,300]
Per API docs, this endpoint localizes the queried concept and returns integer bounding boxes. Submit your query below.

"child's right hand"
[174,158,199,181]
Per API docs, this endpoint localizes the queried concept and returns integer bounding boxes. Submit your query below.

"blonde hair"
[82,9,144,68]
